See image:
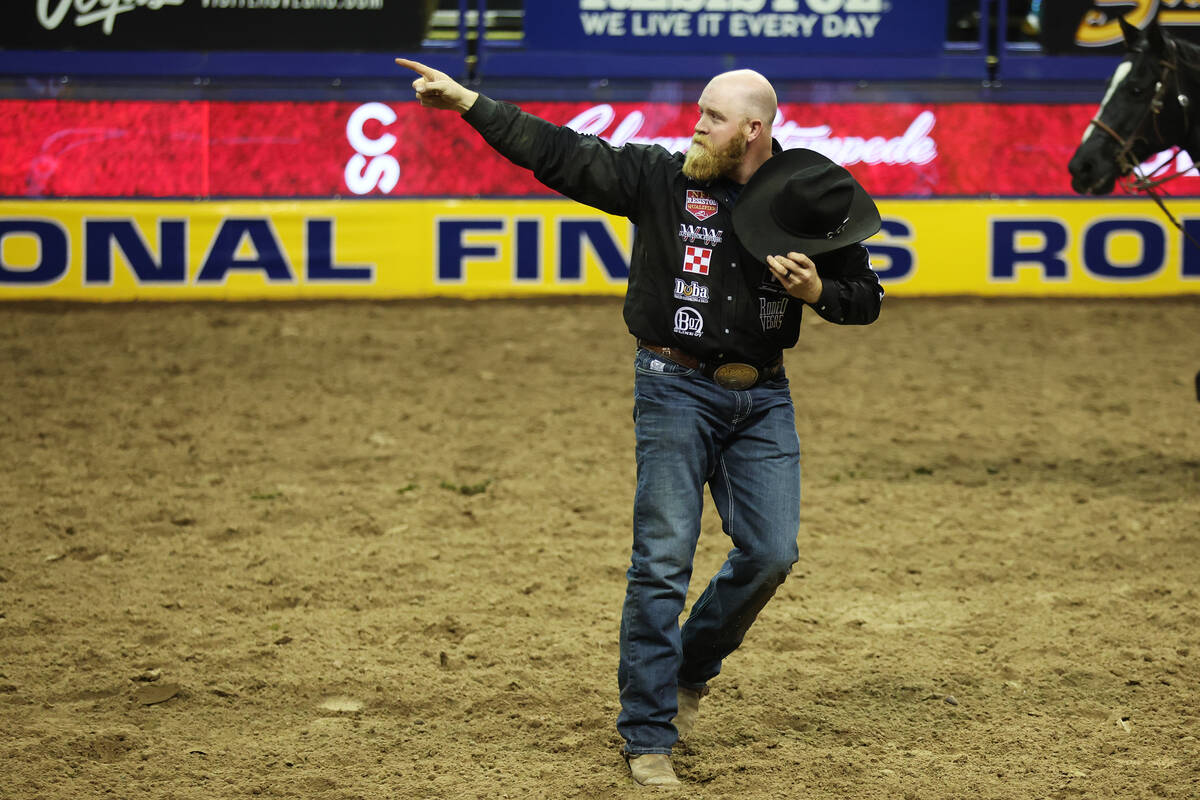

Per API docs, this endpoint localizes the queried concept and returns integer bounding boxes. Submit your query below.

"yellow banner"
[2,198,1199,300]
[875,198,1200,296]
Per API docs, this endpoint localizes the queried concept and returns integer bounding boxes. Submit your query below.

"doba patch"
[674,278,710,304]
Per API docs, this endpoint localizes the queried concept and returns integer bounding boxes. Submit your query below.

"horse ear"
[1119,15,1140,48]
[1145,16,1166,53]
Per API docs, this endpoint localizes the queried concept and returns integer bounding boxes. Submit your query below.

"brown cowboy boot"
[626,753,681,786]
[672,685,708,741]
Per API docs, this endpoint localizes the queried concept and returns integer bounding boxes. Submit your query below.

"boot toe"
[627,753,681,786]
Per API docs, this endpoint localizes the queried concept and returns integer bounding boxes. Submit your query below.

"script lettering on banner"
[13,0,408,53]
[37,0,186,36]
[565,104,938,170]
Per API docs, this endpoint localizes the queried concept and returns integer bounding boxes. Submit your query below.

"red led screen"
[2,98,1193,199]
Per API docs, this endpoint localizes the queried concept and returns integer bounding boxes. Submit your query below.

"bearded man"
[396,60,884,787]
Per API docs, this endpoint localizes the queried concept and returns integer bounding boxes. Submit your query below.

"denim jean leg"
[678,380,801,688]
[618,351,719,754]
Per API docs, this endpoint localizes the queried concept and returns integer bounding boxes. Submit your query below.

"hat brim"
[732,148,881,261]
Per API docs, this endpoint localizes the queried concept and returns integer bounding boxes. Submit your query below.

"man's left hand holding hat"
[765,252,823,303]
[734,148,881,303]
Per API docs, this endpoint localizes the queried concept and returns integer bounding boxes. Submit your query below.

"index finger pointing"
[394,57,437,79]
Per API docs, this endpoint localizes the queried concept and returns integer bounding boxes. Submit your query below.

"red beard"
[682,130,749,181]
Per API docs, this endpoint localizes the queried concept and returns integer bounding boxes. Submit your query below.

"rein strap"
[1090,36,1200,251]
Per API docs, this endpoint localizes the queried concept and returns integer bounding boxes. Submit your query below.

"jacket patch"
[683,246,712,275]
[678,223,723,246]
[760,297,789,331]
[673,306,704,337]
[674,278,710,304]
[685,189,718,221]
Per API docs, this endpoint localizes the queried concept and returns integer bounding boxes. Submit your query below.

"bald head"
[687,69,778,183]
[706,69,777,132]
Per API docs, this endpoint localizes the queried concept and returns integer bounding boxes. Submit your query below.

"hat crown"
[732,147,880,261]
[769,163,855,240]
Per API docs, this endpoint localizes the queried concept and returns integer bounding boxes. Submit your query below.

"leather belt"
[638,339,783,390]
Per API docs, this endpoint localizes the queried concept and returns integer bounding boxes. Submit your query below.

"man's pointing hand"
[395,57,478,114]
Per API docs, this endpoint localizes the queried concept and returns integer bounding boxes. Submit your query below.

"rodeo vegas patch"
[685,190,718,221]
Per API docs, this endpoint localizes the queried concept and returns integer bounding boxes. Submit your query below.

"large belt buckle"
[713,362,759,390]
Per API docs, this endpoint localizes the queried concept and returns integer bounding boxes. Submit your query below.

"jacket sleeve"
[462,94,653,221]
[809,243,883,325]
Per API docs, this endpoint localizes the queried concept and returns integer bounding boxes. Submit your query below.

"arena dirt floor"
[1,296,1198,800]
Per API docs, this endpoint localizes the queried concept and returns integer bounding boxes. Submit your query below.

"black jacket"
[463,95,882,367]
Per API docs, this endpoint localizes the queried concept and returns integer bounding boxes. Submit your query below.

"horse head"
[1068,16,1197,195]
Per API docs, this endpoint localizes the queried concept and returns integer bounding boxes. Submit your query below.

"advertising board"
[3,198,1198,300]
[1038,0,1200,53]
[4,0,428,51]
[522,0,945,55]
[6,98,1197,199]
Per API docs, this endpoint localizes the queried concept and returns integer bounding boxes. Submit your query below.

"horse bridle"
[1087,35,1191,186]
[1087,35,1200,247]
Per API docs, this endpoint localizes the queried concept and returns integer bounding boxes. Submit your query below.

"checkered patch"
[682,246,712,275]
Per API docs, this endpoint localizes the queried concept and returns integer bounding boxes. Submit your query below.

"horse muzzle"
[1068,144,1122,196]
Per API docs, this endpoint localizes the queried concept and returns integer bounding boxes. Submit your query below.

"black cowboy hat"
[733,148,881,260]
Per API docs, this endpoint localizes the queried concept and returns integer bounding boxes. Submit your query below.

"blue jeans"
[618,347,801,755]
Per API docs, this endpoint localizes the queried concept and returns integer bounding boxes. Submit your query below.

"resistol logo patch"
[685,190,718,221]
[682,246,712,275]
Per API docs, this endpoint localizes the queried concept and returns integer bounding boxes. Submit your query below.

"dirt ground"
[1,296,1198,800]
